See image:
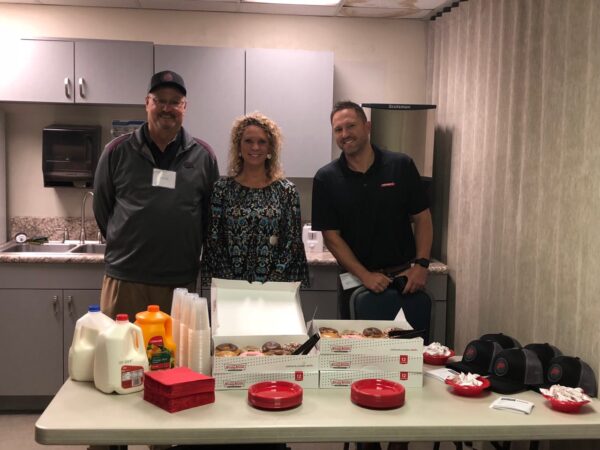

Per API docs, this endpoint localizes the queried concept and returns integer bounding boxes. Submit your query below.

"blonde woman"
[205,112,308,285]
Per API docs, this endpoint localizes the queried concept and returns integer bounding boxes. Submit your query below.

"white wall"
[0,3,428,220]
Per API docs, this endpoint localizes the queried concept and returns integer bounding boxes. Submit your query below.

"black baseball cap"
[446,339,503,375]
[148,70,186,96]
[524,343,562,377]
[488,348,544,394]
[540,356,598,397]
[480,333,521,349]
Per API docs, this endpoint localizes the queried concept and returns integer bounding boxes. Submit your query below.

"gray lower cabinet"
[0,289,63,396]
[0,263,104,410]
[0,288,101,398]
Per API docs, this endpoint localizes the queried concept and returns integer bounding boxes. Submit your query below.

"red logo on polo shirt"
[380,182,396,188]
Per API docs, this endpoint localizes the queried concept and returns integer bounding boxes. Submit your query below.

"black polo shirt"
[142,124,181,170]
[312,146,429,271]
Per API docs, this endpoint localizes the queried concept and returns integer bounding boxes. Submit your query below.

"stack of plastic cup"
[188,294,211,375]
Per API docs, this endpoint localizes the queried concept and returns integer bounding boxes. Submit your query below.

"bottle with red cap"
[93,314,149,394]
[135,305,177,370]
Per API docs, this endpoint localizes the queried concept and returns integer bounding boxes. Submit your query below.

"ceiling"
[0,0,457,19]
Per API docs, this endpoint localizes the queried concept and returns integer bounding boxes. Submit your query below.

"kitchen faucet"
[79,191,94,244]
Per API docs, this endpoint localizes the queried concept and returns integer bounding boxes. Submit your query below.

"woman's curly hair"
[228,112,284,181]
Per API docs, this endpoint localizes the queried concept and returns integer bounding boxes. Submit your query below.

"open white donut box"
[210,278,319,389]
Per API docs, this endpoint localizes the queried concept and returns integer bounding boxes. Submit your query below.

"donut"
[264,349,290,356]
[341,329,361,336]
[319,327,340,338]
[362,327,384,338]
[341,333,364,339]
[282,342,301,353]
[215,343,240,354]
[239,351,265,357]
[242,345,261,353]
[215,350,238,357]
[261,341,282,353]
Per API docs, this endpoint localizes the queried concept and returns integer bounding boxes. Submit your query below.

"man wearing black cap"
[94,70,220,320]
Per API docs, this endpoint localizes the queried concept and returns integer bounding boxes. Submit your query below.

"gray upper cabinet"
[74,40,153,105]
[154,45,245,175]
[0,40,74,103]
[246,48,334,177]
[0,39,153,105]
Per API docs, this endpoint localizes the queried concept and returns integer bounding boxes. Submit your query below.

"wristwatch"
[414,258,430,269]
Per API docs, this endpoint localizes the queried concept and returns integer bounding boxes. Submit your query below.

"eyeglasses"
[149,95,186,110]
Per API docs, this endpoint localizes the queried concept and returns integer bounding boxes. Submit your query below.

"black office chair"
[349,286,432,344]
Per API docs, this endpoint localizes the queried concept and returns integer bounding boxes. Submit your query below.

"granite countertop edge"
[0,251,448,274]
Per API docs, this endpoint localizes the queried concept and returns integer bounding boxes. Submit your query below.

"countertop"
[0,243,447,274]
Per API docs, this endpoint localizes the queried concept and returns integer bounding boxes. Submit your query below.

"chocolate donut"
[261,341,282,353]
[264,349,290,356]
[362,327,384,338]
[215,343,240,354]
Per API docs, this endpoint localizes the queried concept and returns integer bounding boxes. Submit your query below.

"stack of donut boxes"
[312,319,424,388]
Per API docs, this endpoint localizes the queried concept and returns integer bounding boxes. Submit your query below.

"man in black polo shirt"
[312,101,433,334]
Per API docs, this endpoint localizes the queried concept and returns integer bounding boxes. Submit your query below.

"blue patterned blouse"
[204,177,309,285]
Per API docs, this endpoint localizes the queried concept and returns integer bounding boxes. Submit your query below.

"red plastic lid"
[248,381,303,410]
[116,314,129,322]
[351,378,406,409]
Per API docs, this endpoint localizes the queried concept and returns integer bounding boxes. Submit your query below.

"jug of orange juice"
[135,305,176,370]
[93,314,149,394]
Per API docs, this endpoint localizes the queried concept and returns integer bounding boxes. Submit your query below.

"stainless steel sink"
[69,243,106,254]
[0,243,78,253]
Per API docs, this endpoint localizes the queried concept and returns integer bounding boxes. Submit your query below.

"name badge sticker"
[152,168,177,189]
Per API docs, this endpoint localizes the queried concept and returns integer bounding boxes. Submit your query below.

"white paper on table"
[490,397,535,415]
[425,367,459,382]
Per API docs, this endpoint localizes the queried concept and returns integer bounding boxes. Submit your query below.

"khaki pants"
[100,275,196,320]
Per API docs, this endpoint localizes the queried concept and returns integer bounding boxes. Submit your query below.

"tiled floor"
[0,413,462,450]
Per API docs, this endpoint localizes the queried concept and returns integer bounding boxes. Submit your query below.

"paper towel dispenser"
[42,124,101,188]
[362,104,436,178]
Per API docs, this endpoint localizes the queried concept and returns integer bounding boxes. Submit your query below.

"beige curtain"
[428,0,600,393]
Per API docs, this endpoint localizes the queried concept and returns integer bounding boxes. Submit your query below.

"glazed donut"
[215,350,238,357]
[239,351,265,357]
[261,341,282,353]
[362,327,384,338]
[341,329,361,336]
[215,343,240,354]
[242,345,261,353]
[319,327,340,338]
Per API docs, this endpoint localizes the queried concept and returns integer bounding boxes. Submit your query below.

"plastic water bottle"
[93,314,149,394]
[68,305,114,382]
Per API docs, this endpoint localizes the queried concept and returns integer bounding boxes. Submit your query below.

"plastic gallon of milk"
[135,305,177,370]
[93,314,149,394]
[68,304,114,381]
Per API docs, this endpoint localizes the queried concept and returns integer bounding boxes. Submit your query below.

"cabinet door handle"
[52,295,59,315]
[64,77,71,98]
[66,295,73,316]
[78,77,85,98]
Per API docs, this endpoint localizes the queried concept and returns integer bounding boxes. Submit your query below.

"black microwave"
[42,124,102,188]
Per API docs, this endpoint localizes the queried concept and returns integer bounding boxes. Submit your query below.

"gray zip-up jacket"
[93,125,219,286]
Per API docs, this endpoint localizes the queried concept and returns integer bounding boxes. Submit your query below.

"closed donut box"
[210,279,318,387]
[319,369,423,389]
[319,353,423,372]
